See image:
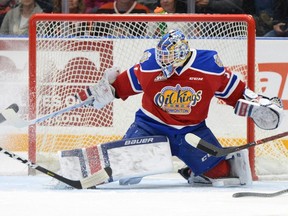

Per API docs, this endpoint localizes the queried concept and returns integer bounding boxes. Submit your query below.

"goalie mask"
[156,29,190,78]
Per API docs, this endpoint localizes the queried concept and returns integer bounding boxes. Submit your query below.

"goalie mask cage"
[29,14,287,180]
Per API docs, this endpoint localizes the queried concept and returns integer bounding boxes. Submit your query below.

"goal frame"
[29,14,256,178]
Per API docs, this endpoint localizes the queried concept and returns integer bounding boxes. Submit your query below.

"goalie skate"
[178,149,252,187]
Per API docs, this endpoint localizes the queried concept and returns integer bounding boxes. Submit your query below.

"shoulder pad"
[192,50,224,74]
[139,48,161,71]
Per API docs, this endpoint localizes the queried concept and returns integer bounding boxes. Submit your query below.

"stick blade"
[0,104,19,123]
[80,167,112,189]
[185,133,201,148]
[233,189,288,198]
[185,133,222,157]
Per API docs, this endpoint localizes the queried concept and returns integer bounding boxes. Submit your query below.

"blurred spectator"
[195,0,244,14]
[150,0,188,36]
[96,0,150,14]
[154,0,187,13]
[242,0,274,36]
[94,0,150,36]
[37,0,53,13]
[264,0,288,37]
[0,0,18,27]
[53,0,86,13]
[188,0,246,37]
[47,0,88,36]
[0,0,43,36]
[137,0,158,12]
[84,0,113,13]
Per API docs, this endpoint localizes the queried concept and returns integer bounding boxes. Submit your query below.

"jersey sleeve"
[191,50,245,107]
[112,48,159,100]
[112,65,143,100]
[215,68,246,107]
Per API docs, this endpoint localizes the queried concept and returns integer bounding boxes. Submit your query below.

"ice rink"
[0,173,288,216]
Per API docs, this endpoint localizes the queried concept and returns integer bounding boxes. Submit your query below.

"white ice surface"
[0,173,288,216]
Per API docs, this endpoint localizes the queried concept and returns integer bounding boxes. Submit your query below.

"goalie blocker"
[58,136,173,186]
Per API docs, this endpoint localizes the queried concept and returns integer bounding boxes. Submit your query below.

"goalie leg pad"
[58,136,173,186]
[226,149,252,186]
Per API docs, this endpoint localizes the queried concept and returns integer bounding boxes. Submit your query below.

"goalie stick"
[185,131,288,157]
[0,98,94,128]
[232,189,288,198]
[0,146,112,189]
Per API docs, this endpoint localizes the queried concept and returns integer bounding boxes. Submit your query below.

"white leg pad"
[226,149,253,186]
[58,136,174,185]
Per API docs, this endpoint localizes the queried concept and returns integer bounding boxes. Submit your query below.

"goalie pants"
[123,109,226,176]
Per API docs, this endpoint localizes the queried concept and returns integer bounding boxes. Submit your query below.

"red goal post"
[29,14,260,178]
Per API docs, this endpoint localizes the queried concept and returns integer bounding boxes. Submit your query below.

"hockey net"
[29,14,288,180]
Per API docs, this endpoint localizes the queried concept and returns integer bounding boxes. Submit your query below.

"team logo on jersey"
[214,54,223,67]
[154,84,202,114]
[140,51,151,63]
